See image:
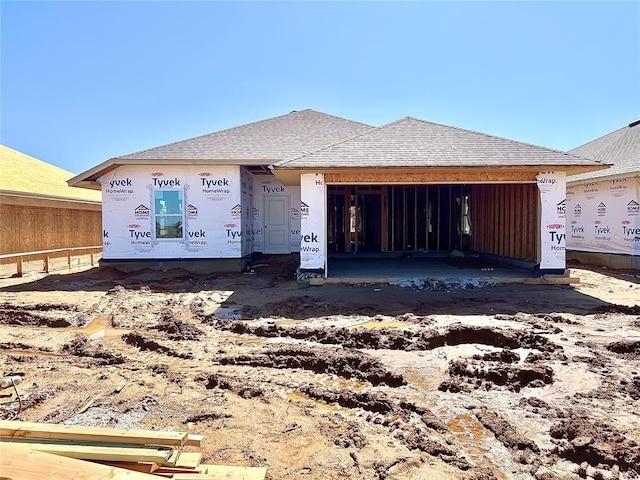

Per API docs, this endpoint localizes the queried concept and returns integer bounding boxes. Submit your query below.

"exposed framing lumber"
[185,433,205,447]
[173,465,268,480]
[163,450,203,468]
[0,443,160,480]
[93,460,159,473]
[0,420,188,447]
[1,439,173,463]
[324,169,539,184]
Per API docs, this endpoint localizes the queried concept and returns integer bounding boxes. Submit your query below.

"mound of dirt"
[61,334,125,365]
[216,344,406,387]
[550,410,640,472]
[444,359,553,392]
[207,317,561,354]
[153,309,204,340]
[0,303,72,327]
[122,332,194,359]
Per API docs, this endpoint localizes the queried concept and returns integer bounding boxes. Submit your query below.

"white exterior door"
[264,196,290,254]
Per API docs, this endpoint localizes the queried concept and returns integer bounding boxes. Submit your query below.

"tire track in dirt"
[198,372,473,472]
[216,344,406,387]
[204,316,561,353]
[0,303,80,327]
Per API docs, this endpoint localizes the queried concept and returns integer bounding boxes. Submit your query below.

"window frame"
[154,189,184,240]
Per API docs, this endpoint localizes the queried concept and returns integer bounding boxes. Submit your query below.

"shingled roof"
[567,120,640,183]
[273,117,606,169]
[117,109,373,163]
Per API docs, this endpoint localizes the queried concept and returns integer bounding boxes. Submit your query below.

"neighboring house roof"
[69,109,373,189]
[567,120,640,184]
[0,145,101,203]
[273,116,607,170]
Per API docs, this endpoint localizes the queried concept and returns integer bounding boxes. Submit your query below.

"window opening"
[155,190,184,239]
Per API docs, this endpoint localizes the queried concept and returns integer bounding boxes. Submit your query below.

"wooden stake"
[16,256,23,277]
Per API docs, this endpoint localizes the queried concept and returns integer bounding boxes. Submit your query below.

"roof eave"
[272,163,610,174]
[69,158,280,189]
[568,170,640,186]
[271,163,611,186]
[0,190,102,206]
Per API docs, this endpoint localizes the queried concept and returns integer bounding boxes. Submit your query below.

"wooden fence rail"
[0,246,103,277]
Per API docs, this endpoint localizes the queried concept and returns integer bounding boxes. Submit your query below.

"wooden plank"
[0,443,160,480]
[508,185,516,258]
[185,433,205,447]
[0,420,188,447]
[323,169,538,184]
[172,465,267,480]
[154,466,200,474]
[514,185,523,259]
[499,184,506,256]
[163,450,202,468]
[2,439,173,463]
[492,185,500,254]
[0,246,103,260]
[92,460,158,473]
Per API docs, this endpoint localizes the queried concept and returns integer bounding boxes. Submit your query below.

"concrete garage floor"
[312,253,577,285]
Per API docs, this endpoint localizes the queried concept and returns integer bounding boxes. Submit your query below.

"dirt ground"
[1,256,639,479]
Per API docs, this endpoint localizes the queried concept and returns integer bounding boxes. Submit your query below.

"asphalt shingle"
[567,120,640,183]
[273,117,604,169]
[117,109,373,164]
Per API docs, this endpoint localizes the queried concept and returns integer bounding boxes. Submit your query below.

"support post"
[536,172,566,274]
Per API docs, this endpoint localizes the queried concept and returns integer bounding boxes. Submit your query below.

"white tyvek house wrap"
[299,173,326,270]
[100,165,242,259]
[536,172,566,269]
[566,176,640,255]
[252,176,302,253]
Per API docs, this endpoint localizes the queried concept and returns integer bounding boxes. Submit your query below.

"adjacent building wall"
[0,201,101,262]
[566,176,640,256]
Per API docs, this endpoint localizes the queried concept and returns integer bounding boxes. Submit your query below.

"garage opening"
[327,185,471,254]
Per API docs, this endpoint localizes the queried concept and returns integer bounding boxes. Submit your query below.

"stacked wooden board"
[0,420,266,480]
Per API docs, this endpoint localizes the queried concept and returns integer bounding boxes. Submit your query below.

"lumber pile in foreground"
[0,420,267,480]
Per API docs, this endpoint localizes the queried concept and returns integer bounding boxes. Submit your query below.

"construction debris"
[1,375,22,390]
[0,420,267,480]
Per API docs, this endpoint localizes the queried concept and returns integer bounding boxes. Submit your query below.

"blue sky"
[1,1,638,174]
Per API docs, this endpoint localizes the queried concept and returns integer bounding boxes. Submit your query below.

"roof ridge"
[406,116,598,163]
[568,123,635,153]
[273,115,603,169]
[302,109,373,130]
[115,109,356,160]
[272,117,412,168]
